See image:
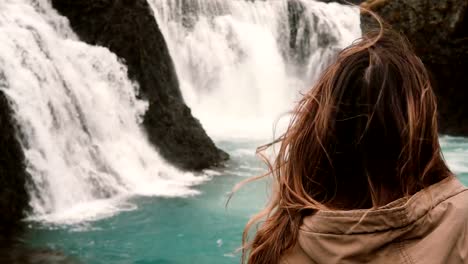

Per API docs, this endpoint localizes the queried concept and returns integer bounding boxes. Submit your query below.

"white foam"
[28,198,137,225]
[231,148,256,157]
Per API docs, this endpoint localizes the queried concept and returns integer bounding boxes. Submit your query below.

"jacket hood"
[294,176,467,263]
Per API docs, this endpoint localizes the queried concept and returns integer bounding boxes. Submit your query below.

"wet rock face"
[361,0,468,136]
[51,0,228,170]
[0,240,80,264]
[0,90,30,237]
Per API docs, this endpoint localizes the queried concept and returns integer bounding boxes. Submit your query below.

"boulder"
[361,0,468,136]
[0,240,80,264]
[51,0,228,170]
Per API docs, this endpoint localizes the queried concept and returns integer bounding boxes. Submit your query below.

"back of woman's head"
[242,28,452,264]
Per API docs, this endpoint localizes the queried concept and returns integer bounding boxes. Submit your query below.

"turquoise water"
[26,137,468,264]
[26,140,269,264]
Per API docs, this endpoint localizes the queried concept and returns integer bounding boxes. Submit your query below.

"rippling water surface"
[26,137,468,264]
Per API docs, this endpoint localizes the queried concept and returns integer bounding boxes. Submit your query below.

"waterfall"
[0,0,361,224]
[0,0,206,224]
[149,0,361,139]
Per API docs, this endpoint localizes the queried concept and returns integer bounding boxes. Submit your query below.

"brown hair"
[240,23,452,264]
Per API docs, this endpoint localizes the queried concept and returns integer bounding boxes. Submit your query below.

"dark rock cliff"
[0,90,29,237]
[51,0,229,170]
[361,0,468,136]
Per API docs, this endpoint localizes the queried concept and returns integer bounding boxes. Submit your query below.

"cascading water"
[0,0,206,224]
[149,0,361,139]
[149,0,468,182]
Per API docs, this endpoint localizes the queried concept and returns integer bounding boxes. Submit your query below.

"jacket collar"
[301,176,467,235]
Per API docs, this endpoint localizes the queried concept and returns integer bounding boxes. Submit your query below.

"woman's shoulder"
[435,177,468,215]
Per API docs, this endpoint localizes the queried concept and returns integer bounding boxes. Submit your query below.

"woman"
[241,27,468,263]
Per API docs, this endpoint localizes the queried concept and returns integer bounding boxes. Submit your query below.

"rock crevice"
[0,90,30,237]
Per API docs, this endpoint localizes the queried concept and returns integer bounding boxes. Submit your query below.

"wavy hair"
[239,15,452,264]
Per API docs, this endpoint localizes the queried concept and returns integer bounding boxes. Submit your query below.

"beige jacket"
[282,176,468,264]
